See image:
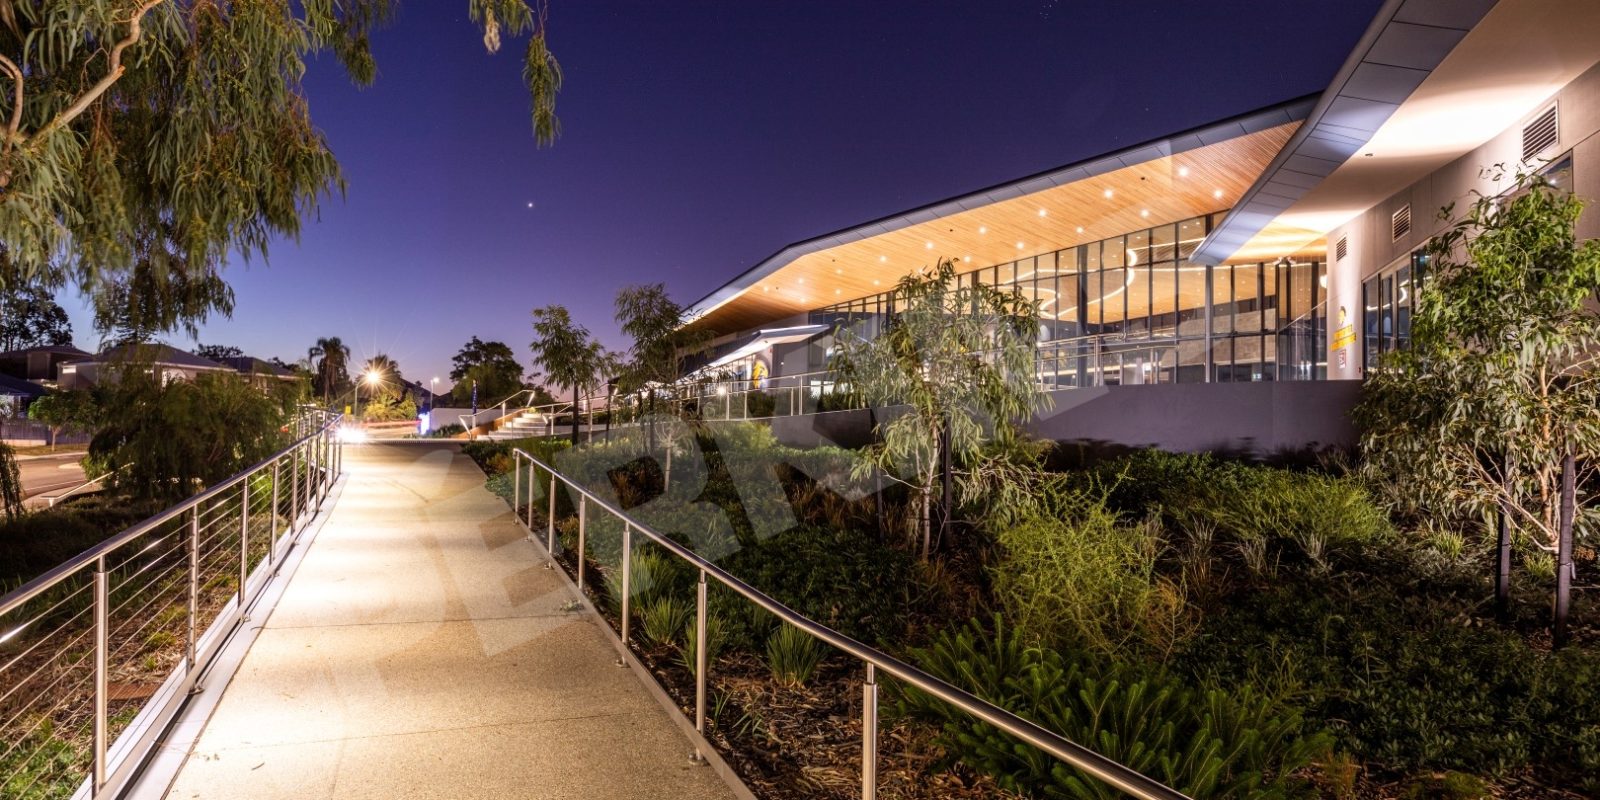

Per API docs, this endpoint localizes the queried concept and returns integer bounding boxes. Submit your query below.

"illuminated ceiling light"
[1178,166,1189,177]
[878,255,887,263]
[1140,209,1149,218]
[978,226,988,234]
[1015,241,1025,250]
[925,241,933,249]
[1076,226,1085,234]
[835,268,842,274]
[835,288,842,295]
[873,279,880,286]
[1038,209,1048,217]
[1213,189,1223,199]
[1103,189,1114,199]
[762,286,769,292]
[963,255,972,262]
[797,277,804,284]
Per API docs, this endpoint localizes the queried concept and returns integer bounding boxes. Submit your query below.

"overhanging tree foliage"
[529,304,605,441]
[1356,169,1600,638]
[0,263,71,351]
[613,283,710,436]
[830,259,1048,558]
[0,0,561,303]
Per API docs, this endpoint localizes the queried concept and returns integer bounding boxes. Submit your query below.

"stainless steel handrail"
[509,446,1190,800]
[0,409,345,799]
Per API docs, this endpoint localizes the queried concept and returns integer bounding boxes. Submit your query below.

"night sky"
[59,0,1384,391]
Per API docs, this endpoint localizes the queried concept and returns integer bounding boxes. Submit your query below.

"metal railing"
[507,446,1189,800]
[0,410,344,799]
[44,467,126,509]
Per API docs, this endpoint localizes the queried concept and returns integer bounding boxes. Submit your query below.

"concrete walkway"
[164,441,734,800]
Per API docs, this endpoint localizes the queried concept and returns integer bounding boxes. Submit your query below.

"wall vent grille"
[1523,104,1559,162]
[1335,235,1348,262]
[1391,206,1411,242]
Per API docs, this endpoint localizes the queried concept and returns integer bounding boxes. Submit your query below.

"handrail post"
[576,496,587,594]
[619,522,632,666]
[514,455,522,515]
[694,568,708,761]
[290,446,301,533]
[187,506,199,676]
[546,470,557,567]
[239,472,250,617]
[92,556,108,795]
[270,457,281,569]
[525,457,535,529]
[863,663,878,800]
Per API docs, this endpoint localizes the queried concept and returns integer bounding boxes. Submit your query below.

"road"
[18,451,89,506]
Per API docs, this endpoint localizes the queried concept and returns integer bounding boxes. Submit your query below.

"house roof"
[0,373,47,398]
[0,344,90,359]
[70,343,232,371]
[217,356,296,379]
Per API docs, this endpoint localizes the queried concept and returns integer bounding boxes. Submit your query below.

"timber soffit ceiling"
[683,99,1313,336]
[1195,0,1600,265]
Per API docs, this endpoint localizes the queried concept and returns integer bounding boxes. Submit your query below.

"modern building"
[57,343,235,390]
[681,0,1600,453]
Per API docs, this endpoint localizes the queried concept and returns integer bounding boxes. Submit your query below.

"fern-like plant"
[639,597,691,648]
[896,617,1332,800]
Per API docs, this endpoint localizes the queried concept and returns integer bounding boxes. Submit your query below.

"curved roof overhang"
[1194,0,1600,265]
[683,99,1312,335]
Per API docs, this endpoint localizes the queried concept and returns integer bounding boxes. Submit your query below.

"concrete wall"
[760,381,1363,456]
[1326,60,1600,379]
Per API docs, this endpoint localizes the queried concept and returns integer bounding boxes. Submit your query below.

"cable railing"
[506,446,1191,800]
[0,409,344,800]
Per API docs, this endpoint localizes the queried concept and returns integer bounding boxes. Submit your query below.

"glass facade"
[808,213,1327,385]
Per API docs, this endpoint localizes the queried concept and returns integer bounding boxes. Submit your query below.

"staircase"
[483,408,554,440]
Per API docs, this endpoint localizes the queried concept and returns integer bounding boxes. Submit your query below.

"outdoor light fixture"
[1213,189,1224,199]
[879,255,887,262]
[1178,166,1189,177]
[1141,209,1149,217]
[1038,208,1047,217]
[1016,241,1024,249]
[1076,226,1085,234]
[366,371,381,385]
[1103,189,1114,199]
[978,226,987,234]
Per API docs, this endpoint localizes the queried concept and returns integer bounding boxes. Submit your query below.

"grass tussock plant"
[639,596,691,648]
[764,622,825,687]
[897,617,1333,800]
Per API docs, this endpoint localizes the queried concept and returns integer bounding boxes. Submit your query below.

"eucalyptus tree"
[1355,169,1600,642]
[614,283,711,439]
[530,304,606,442]
[0,0,561,309]
[0,276,71,351]
[308,336,351,407]
[449,336,525,404]
[830,259,1048,559]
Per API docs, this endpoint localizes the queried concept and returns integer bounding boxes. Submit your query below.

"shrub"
[677,611,727,672]
[766,623,825,687]
[1179,579,1600,789]
[428,423,466,438]
[640,596,691,647]
[897,617,1332,800]
[989,486,1182,656]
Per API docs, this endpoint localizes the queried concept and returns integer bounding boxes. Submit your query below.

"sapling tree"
[529,305,607,442]
[613,284,712,445]
[1356,169,1600,639]
[830,259,1048,559]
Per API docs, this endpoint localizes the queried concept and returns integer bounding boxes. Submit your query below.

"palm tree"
[308,337,351,407]
[529,305,607,442]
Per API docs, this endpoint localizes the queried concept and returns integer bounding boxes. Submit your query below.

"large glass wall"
[810,213,1327,385]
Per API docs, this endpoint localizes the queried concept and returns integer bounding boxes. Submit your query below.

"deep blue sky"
[60,0,1384,390]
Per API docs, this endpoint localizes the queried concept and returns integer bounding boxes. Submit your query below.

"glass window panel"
[1037,250,1058,277]
[1016,256,1038,283]
[996,261,1015,287]
[1395,263,1412,350]
[1178,217,1206,259]
[1212,265,1233,335]
[1151,224,1177,263]
[1126,230,1151,270]
[1177,261,1206,338]
[1289,261,1313,323]
[1057,271,1083,336]
[1261,263,1279,332]
[1234,264,1262,333]
[1148,261,1178,338]
[1103,235,1126,269]
[1063,245,1083,273]
[1100,267,1127,333]
[1084,242,1102,272]
[1211,337,1234,382]
[1124,263,1151,336]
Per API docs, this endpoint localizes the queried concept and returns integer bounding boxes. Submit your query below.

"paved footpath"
[165,441,733,800]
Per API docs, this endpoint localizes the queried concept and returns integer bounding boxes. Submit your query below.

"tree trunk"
[1554,444,1576,647]
[920,486,932,561]
[572,384,581,444]
[938,419,953,553]
[1495,499,1512,621]
[664,439,673,493]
